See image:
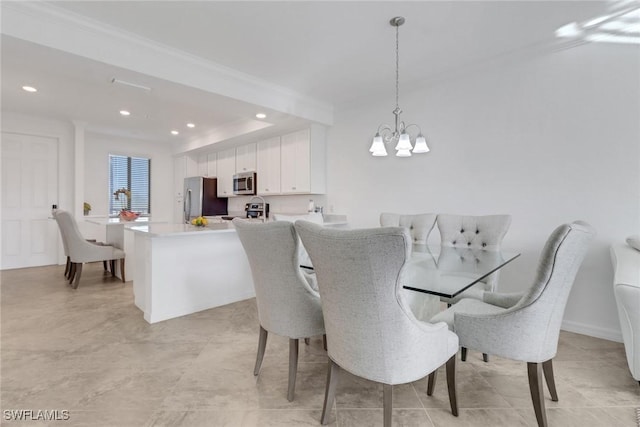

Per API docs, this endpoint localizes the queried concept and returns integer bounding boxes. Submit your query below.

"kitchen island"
[126,222,255,324]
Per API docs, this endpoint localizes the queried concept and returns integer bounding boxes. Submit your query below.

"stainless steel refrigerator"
[183,177,228,223]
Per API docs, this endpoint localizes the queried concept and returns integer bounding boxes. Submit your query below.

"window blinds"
[109,155,151,215]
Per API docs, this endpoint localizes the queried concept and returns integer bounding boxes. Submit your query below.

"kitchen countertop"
[127,221,237,237]
[127,214,349,238]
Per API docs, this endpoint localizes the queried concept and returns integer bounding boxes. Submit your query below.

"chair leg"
[427,370,437,396]
[254,326,268,376]
[72,263,83,289]
[110,260,116,277]
[323,334,327,351]
[483,353,490,363]
[120,258,126,282]
[64,256,71,278]
[461,347,467,362]
[321,359,340,425]
[542,359,558,402]
[68,263,76,284]
[103,260,108,272]
[383,383,393,427]
[287,338,299,402]
[446,355,458,416]
[527,362,548,427]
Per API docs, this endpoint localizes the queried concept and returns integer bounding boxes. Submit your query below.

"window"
[109,155,151,215]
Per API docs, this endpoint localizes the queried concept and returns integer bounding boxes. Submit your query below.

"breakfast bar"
[126,222,255,323]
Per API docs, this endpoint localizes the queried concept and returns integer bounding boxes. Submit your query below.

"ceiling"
[0,1,613,147]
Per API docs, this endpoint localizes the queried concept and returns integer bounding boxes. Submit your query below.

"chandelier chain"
[395,23,400,110]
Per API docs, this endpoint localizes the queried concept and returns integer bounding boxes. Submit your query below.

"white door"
[1,132,59,269]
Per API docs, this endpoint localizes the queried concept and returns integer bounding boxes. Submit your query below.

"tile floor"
[1,264,638,426]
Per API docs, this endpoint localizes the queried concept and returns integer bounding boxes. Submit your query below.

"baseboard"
[561,319,623,343]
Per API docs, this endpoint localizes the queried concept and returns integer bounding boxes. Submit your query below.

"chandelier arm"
[377,125,395,143]
[377,124,393,135]
[402,123,423,136]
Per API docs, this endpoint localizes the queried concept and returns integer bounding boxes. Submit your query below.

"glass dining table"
[401,245,520,298]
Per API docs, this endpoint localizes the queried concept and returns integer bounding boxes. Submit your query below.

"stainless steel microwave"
[233,172,256,195]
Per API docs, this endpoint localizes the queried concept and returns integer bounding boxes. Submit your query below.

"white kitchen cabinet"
[256,136,281,195]
[197,154,208,176]
[280,126,326,194]
[197,152,217,177]
[216,148,236,197]
[207,153,217,177]
[184,155,198,178]
[235,143,256,173]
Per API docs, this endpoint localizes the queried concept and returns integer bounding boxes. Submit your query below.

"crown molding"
[1,2,333,125]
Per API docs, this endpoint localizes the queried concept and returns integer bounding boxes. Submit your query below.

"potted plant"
[113,188,139,221]
[83,202,91,216]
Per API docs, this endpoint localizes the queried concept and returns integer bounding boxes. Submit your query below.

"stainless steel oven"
[233,172,256,195]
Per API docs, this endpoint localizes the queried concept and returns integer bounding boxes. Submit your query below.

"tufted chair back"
[437,214,511,250]
[380,213,437,245]
[437,214,511,294]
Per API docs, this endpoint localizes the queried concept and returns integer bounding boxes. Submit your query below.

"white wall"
[84,132,173,221]
[325,43,640,341]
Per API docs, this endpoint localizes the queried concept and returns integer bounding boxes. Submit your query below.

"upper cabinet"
[235,143,256,173]
[197,152,217,177]
[177,125,326,199]
[256,136,281,195]
[280,126,326,194]
[216,148,236,197]
[207,153,217,178]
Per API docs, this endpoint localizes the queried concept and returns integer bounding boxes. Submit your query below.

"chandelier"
[369,17,429,157]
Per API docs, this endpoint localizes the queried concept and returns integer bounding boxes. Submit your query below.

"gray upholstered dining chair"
[233,219,325,402]
[54,210,126,289]
[437,214,511,362]
[430,221,595,427]
[295,221,459,427]
[53,210,108,280]
[380,212,437,246]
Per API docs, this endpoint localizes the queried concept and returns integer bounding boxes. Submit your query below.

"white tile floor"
[2,264,638,426]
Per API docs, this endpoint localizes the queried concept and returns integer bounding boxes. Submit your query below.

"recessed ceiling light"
[171,130,179,135]
[119,110,131,116]
[22,86,37,93]
[187,123,195,128]
[256,113,267,119]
